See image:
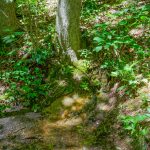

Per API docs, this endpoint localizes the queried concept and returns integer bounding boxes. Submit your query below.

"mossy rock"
[42,98,63,121]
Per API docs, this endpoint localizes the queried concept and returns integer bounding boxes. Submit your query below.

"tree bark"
[0,0,17,35]
[56,0,81,62]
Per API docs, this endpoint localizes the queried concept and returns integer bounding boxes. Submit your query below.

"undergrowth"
[79,0,150,149]
[0,0,150,149]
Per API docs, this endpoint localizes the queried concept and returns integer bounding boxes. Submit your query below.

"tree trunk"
[56,0,81,62]
[0,0,17,35]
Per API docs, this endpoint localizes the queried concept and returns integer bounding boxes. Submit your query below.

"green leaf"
[141,128,149,136]
[119,20,128,26]
[104,42,111,50]
[117,86,125,91]
[125,126,134,130]
[147,108,150,113]
[129,80,137,85]
[140,16,147,21]
[93,37,104,43]
[111,71,119,77]
[124,64,132,72]
[14,32,24,36]
[22,86,31,92]
[107,35,112,39]
[94,24,101,28]
[94,46,103,52]
[135,115,148,122]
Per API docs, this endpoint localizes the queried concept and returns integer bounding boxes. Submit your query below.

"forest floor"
[0,81,149,150]
[0,0,150,149]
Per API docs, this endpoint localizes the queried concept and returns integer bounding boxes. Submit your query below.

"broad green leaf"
[129,80,137,85]
[94,46,103,52]
[104,43,111,50]
[111,71,119,77]
[107,35,112,39]
[124,64,132,72]
[135,115,148,122]
[140,16,147,20]
[93,37,104,43]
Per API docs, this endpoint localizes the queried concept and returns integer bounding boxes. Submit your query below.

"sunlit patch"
[72,93,79,100]
[62,96,75,107]
[96,103,110,111]
[72,70,83,81]
[129,27,144,38]
[61,94,90,119]
[72,59,90,81]
[57,80,67,87]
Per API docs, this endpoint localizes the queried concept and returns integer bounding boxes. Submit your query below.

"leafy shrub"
[0,48,51,111]
[91,2,150,95]
[120,112,150,149]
